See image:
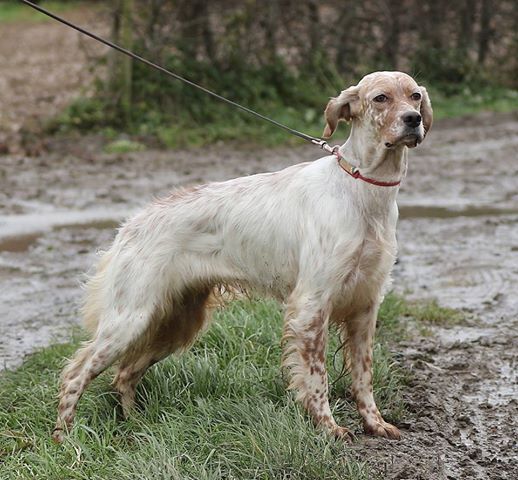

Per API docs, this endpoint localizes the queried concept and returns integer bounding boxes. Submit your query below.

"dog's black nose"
[402,112,422,128]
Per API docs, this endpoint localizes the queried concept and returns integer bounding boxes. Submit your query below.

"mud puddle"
[399,204,518,219]
[0,233,40,253]
[0,209,126,252]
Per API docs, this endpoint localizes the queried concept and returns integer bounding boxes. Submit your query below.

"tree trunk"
[200,1,214,61]
[384,0,402,70]
[307,0,320,54]
[457,0,476,53]
[263,0,279,63]
[110,0,134,124]
[478,0,493,64]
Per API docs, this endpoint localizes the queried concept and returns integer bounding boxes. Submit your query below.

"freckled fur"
[52,71,432,444]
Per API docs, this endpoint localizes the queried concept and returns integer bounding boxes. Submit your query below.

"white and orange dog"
[53,71,432,442]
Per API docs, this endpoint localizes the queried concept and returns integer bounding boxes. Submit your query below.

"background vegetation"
[32,0,518,146]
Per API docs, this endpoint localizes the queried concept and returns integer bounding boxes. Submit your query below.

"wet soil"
[1,8,517,480]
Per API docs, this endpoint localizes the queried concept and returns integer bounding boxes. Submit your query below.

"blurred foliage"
[43,0,518,146]
[50,54,342,147]
[104,138,146,153]
[0,1,79,23]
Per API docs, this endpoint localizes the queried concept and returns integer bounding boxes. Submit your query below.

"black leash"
[20,0,334,154]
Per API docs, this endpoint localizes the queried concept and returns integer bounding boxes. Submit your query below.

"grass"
[389,295,466,337]
[0,294,417,480]
[402,299,464,326]
[428,85,518,119]
[103,139,146,154]
[0,1,80,23]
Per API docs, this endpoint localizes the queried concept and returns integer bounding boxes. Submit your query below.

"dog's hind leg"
[113,351,157,419]
[52,309,156,443]
[113,287,213,417]
[282,292,353,441]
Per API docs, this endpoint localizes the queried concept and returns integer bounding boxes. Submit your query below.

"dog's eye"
[373,94,388,103]
[411,92,422,101]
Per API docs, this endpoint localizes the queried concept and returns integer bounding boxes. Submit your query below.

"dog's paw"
[364,419,401,440]
[330,425,355,442]
[51,427,65,444]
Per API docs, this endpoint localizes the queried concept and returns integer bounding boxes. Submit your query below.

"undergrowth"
[47,55,342,148]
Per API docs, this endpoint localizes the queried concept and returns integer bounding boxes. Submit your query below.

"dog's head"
[323,71,433,149]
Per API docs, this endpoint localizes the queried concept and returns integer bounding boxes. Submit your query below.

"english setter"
[52,71,433,442]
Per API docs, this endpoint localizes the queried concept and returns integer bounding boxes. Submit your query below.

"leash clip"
[311,139,340,156]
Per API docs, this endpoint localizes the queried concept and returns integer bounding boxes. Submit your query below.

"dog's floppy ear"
[322,86,360,138]
[419,86,433,137]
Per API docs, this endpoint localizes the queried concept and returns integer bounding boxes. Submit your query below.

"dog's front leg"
[346,305,401,440]
[282,294,353,440]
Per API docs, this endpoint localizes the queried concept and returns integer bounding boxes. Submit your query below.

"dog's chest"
[336,227,396,306]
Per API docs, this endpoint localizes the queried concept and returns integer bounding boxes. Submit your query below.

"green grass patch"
[104,139,146,154]
[429,85,518,119]
[0,295,417,480]
[0,1,80,23]
[390,295,466,337]
[402,299,464,326]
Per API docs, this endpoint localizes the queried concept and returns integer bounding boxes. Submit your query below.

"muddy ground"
[1,9,517,480]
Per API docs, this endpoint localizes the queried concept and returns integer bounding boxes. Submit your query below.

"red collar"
[333,149,401,187]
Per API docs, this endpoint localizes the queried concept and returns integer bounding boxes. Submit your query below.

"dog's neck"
[338,124,408,185]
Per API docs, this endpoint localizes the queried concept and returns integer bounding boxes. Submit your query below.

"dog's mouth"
[385,132,422,149]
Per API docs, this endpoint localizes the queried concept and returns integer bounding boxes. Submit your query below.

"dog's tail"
[81,249,114,334]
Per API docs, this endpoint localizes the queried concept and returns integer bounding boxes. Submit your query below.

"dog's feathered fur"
[53,71,432,442]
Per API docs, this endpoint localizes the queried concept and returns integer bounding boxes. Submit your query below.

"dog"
[52,71,432,443]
